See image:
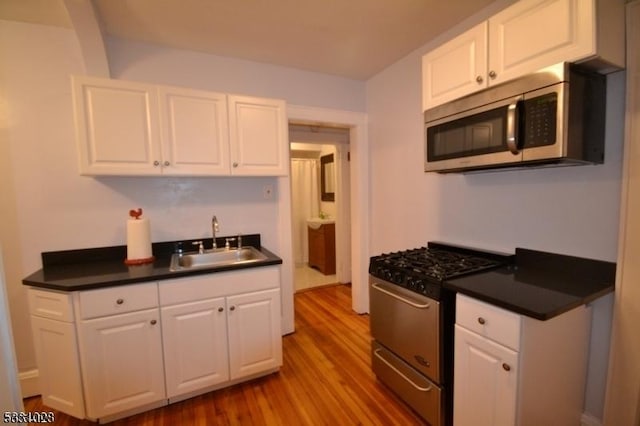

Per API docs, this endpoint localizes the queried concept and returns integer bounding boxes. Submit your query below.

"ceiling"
[0,0,497,80]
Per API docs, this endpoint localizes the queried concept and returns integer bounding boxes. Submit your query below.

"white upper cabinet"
[72,76,289,176]
[228,95,289,176]
[158,87,230,175]
[488,0,594,85]
[72,76,162,175]
[422,23,488,110]
[422,0,625,110]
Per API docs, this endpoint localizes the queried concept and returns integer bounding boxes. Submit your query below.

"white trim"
[19,368,40,398]
[283,105,369,327]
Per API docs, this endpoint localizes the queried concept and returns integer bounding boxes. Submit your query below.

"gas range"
[368,242,512,426]
[368,242,509,300]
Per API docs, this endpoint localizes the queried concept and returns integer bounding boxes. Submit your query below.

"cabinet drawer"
[78,282,158,320]
[456,294,521,350]
[159,266,280,306]
[28,288,75,322]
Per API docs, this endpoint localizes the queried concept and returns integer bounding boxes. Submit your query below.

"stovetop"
[369,242,510,300]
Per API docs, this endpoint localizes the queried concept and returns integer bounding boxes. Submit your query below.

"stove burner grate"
[369,246,503,299]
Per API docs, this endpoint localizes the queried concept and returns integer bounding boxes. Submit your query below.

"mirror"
[321,154,335,202]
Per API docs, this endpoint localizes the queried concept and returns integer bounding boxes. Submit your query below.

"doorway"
[277,105,368,334]
[288,124,351,292]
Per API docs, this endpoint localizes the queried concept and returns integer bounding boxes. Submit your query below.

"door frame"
[277,105,369,334]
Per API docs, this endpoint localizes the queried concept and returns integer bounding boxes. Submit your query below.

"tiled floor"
[294,264,338,292]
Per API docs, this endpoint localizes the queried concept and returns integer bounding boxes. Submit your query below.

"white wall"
[365,3,624,423]
[0,19,366,389]
[106,37,366,112]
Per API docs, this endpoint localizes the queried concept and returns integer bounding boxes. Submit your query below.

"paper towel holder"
[124,208,156,266]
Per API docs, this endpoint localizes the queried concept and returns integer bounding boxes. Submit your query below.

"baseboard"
[19,368,39,398]
[581,412,603,426]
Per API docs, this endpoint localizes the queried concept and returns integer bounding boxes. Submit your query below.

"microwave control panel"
[523,93,557,147]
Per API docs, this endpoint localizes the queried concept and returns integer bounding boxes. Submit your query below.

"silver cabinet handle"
[232,162,239,168]
[218,307,224,313]
[477,317,486,325]
[476,75,483,84]
[371,283,431,309]
[489,70,497,79]
[150,319,157,325]
[502,363,511,372]
[153,160,160,166]
[163,161,170,166]
[374,349,432,392]
[230,306,236,311]
[116,298,124,305]
[506,98,523,155]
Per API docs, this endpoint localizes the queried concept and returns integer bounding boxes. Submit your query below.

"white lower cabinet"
[78,308,166,419]
[227,289,282,379]
[454,294,591,426]
[28,266,282,422]
[454,325,518,426]
[29,315,86,419]
[160,268,282,401]
[161,298,230,398]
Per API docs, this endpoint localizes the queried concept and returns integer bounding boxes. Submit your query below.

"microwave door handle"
[506,98,522,154]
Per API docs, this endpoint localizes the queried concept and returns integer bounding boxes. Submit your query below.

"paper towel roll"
[125,217,154,264]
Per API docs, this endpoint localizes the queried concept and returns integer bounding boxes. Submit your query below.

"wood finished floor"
[23,284,425,425]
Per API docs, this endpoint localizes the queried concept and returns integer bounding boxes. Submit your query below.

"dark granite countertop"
[22,234,282,292]
[444,247,616,320]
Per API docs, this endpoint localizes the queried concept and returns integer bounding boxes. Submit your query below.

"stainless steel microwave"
[424,62,606,173]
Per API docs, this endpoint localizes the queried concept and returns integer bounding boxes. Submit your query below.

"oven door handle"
[373,349,433,392]
[371,283,431,309]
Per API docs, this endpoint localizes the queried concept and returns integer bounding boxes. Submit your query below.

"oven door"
[369,276,440,383]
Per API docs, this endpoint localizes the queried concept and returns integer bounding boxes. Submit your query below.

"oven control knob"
[392,272,403,284]
[417,282,427,294]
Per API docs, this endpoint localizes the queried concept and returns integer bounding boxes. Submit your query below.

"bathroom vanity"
[307,220,336,275]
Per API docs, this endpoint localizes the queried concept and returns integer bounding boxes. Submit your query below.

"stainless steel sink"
[169,247,268,271]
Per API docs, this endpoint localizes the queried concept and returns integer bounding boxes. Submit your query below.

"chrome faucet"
[212,215,219,249]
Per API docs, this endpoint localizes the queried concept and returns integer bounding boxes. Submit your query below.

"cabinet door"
[30,316,85,419]
[422,22,488,110]
[227,288,282,379]
[307,226,323,269]
[79,308,165,419]
[161,298,229,398]
[72,76,162,176]
[228,95,289,176]
[454,325,518,426]
[488,0,594,85]
[158,87,231,175]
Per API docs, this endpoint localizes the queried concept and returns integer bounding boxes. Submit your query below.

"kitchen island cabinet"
[422,0,624,110]
[72,76,288,176]
[454,294,591,426]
